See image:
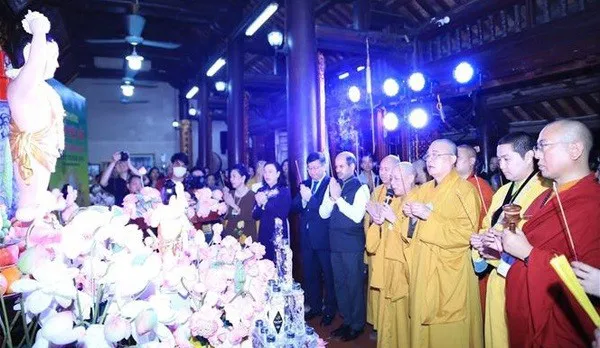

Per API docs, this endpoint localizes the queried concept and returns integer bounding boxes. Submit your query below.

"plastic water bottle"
[269,285,286,339]
[266,334,277,348]
[253,320,264,347]
[284,331,296,348]
[304,327,318,348]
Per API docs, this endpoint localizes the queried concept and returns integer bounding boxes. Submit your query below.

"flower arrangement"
[7,182,276,347]
[122,187,163,226]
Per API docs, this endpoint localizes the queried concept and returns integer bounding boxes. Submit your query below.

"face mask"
[173,166,187,178]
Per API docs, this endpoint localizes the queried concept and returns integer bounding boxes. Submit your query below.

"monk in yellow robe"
[402,139,483,348]
[471,132,550,348]
[366,162,416,348]
[365,155,400,330]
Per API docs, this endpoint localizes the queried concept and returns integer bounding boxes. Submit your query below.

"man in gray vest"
[319,151,370,341]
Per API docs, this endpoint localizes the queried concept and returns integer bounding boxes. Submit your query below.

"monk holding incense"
[365,154,399,332]
[402,139,483,348]
[495,120,600,347]
[471,132,549,348]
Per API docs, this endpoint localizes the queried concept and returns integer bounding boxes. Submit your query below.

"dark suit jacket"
[292,176,331,251]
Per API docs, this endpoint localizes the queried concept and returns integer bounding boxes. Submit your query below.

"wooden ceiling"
[1,0,599,133]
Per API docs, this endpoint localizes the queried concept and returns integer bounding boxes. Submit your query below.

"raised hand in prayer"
[380,203,397,224]
[408,202,431,221]
[255,192,268,206]
[366,201,380,219]
[571,261,600,298]
[329,179,342,200]
[402,202,414,218]
[470,233,483,252]
[501,228,533,261]
[299,184,312,202]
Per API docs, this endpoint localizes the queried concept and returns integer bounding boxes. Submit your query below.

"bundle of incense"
[550,255,600,327]
[294,160,303,186]
[474,174,489,215]
[552,182,579,261]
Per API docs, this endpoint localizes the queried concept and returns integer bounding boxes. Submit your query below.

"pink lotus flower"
[212,189,224,201]
[189,307,220,338]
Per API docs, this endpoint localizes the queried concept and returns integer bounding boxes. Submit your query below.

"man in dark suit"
[292,152,336,326]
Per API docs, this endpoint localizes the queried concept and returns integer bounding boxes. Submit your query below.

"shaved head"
[397,161,416,177]
[548,119,594,153]
[379,155,401,185]
[391,161,416,196]
[536,119,594,184]
[456,144,477,179]
[430,139,458,156]
[457,145,477,158]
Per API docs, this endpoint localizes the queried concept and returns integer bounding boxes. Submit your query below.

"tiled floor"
[308,316,377,348]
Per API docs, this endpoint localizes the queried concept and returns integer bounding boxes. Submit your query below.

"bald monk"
[471,132,550,348]
[498,120,600,347]
[365,155,400,330]
[367,162,416,348]
[402,139,483,348]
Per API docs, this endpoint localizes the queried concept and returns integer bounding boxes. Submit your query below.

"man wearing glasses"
[402,139,483,348]
[496,120,600,347]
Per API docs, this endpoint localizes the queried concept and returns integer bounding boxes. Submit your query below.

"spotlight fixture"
[267,30,284,48]
[245,2,279,36]
[172,120,180,128]
[120,84,134,97]
[206,58,226,77]
[188,108,197,116]
[408,108,429,129]
[338,72,350,80]
[215,81,227,92]
[383,112,399,131]
[348,86,361,103]
[407,72,426,92]
[453,62,474,84]
[186,86,199,99]
[126,47,144,71]
[356,66,365,72]
[382,78,400,97]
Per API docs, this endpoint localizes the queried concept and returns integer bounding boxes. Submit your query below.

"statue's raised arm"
[6,11,65,223]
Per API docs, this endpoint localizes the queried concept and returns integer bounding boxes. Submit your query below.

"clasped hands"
[402,202,432,221]
[255,192,268,207]
[470,227,533,261]
[367,202,396,225]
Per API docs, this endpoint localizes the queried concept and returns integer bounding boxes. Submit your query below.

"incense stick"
[456,190,476,230]
[294,160,302,185]
[474,174,489,215]
[552,182,579,261]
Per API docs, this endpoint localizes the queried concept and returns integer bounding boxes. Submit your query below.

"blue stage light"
[407,72,426,92]
[453,62,474,84]
[348,86,361,103]
[382,78,400,97]
[383,112,399,131]
[408,108,429,129]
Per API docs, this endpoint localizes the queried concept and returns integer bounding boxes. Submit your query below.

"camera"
[120,151,129,161]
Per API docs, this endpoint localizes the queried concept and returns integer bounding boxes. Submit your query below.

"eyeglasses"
[533,141,568,153]
[423,153,454,161]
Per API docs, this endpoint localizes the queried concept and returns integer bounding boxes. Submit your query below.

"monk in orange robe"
[496,120,600,347]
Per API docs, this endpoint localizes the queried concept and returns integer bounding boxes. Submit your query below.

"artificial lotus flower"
[104,314,132,342]
[11,260,78,314]
[32,311,85,346]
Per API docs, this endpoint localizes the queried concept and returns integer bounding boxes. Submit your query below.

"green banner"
[48,79,89,205]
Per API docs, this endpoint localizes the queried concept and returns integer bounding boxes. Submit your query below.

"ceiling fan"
[86,1,180,50]
[93,76,158,89]
[100,97,150,105]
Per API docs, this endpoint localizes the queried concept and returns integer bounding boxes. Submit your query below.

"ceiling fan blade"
[86,39,127,45]
[142,40,181,49]
[127,14,146,38]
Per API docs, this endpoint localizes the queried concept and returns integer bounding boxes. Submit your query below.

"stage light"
[408,108,429,129]
[348,86,361,103]
[120,84,134,97]
[126,48,144,71]
[186,86,199,99]
[453,62,474,84]
[206,58,226,77]
[215,81,227,92]
[383,112,399,131]
[382,78,400,97]
[408,72,426,92]
[356,66,365,72]
[267,30,283,48]
[338,72,350,80]
[245,2,279,36]
[172,120,180,128]
[188,108,197,116]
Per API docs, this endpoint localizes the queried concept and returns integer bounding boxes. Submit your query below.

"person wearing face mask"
[156,152,190,192]
[252,161,291,262]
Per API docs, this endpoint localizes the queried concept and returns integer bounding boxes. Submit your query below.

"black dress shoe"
[304,310,322,321]
[331,324,350,337]
[341,328,364,341]
[320,314,334,326]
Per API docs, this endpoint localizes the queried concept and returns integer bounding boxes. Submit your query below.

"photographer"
[100,151,142,206]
